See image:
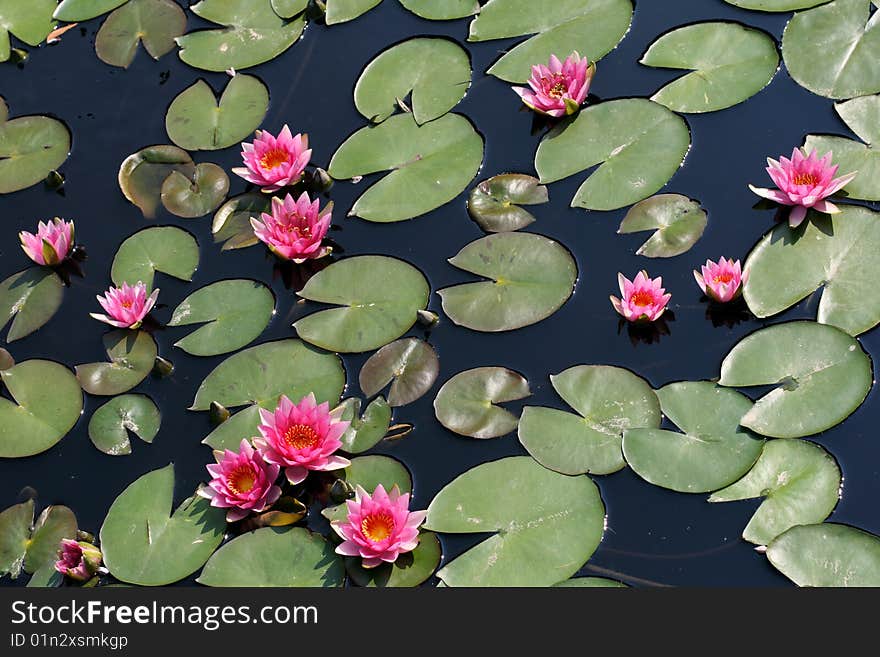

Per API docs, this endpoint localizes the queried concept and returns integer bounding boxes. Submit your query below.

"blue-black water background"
[1,0,878,587]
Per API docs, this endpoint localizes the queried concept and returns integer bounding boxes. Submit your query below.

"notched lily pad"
[95,0,187,69]
[0,0,56,63]
[111,226,199,292]
[337,396,392,454]
[76,330,158,396]
[160,163,230,219]
[467,174,549,233]
[88,394,160,456]
[359,338,439,407]
[434,366,530,439]
[0,102,71,194]
[0,268,63,342]
[617,194,707,257]
[0,500,77,579]
[117,145,195,218]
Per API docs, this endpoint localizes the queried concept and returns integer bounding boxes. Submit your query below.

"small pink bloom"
[89,281,158,329]
[232,125,311,192]
[54,539,102,582]
[250,192,332,262]
[694,257,748,304]
[253,393,350,485]
[197,439,282,523]
[610,271,671,322]
[19,218,74,266]
[749,148,857,228]
[512,52,595,118]
[331,484,427,569]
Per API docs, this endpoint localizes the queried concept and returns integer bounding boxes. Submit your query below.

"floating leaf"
[0,268,63,342]
[212,193,268,251]
[555,577,627,587]
[641,22,778,114]
[767,523,880,586]
[337,397,392,454]
[190,339,345,411]
[166,75,269,151]
[270,0,308,18]
[198,527,344,587]
[346,531,441,587]
[95,0,186,69]
[328,113,483,223]
[169,280,274,357]
[425,456,605,586]
[294,256,430,353]
[117,145,195,218]
[782,0,880,100]
[617,194,706,258]
[324,0,381,24]
[54,0,127,21]
[398,0,479,19]
[0,348,13,370]
[0,0,56,62]
[439,233,577,332]
[177,0,306,72]
[520,365,660,476]
[354,38,470,125]
[88,394,160,456]
[536,99,690,211]
[709,439,840,545]
[723,0,830,9]
[160,163,229,219]
[202,404,262,451]
[0,105,70,194]
[467,174,549,233]
[0,360,82,458]
[111,226,199,292]
[359,338,439,407]
[622,382,764,493]
[0,501,77,579]
[101,464,226,586]
[76,330,158,396]
[434,366,530,439]
[322,455,413,523]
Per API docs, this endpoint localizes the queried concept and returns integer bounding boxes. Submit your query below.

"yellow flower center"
[361,512,395,543]
[260,148,290,171]
[792,172,819,186]
[120,300,133,309]
[630,290,655,307]
[228,465,256,495]
[542,75,568,99]
[284,216,311,237]
[713,272,735,285]
[284,424,319,450]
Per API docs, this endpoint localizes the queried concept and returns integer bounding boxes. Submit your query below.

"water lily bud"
[10,48,28,65]
[311,167,333,192]
[152,356,175,378]
[45,170,65,190]
[209,401,230,425]
[54,539,102,582]
[330,478,355,504]
[417,309,439,327]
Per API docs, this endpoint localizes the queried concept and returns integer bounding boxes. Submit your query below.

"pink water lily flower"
[331,484,427,569]
[89,281,158,329]
[512,52,595,117]
[232,125,312,192]
[610,271,671,322]
[694,257,748,304]
[250,192,332,262]
[253,393,351,485]
[55,539,102,582]
[749,148,857,228]
[198,439,282,523]
[20,217,74,266]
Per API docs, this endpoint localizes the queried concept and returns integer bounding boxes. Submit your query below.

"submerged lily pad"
[622,382,764,493]
[0,0,56,62]
[76,330,158,396]
[160,163,229,219]
[0,360,83,458]
[101,464,226,586]
[425,456,605,586]
[709,439,841,545]
[0,105,70,194]
[617,194,707,258]
[111,226,199,292]
[88,394,160,456]
[95,0,186,69]
[0,268,63,342]
[439,233,577,332]
[719,322,871,438]
[337,397,392,454]
[53,0,127,21]
[767,523,880,586]
[519,365,660,476]
[468,0,634,82]
[212,193,268,251]
[346,531,441,587]
[0,501,77,579]
[359,338,439,407]
[641,22,778,114]
[467,174,549,233]
[166,75,269,151]
[294,256,430,353]
[434,366,530,439]
[328,113,483,223]
[355,38,471,125]
[117,145,195,218]
[536,99,690,212]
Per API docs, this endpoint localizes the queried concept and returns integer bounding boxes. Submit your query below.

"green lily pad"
[26,563,63,588]
[101,464,226,586]
[622,382,764,493]
[202,404,261,451]
[554,577,627,587]
[467,174,549,233]
[111,226,199,293]
[54,0,127,21]
[270,0,307,17]
[0,501,77,579]
[160,163,230,219]
[536,99,690,212]
[782,0,880,100]
[324,0,381,24]
[337,397,392,454]
[439,232,577,332]
[468,0,633,82]
[617,194,706,258]
[95,0,186,69]
[398,0,479,19]
[0,268,63,342]
[169,279,274,357]
[177,0,306,72]
[198,527,345,587]
[0,360,82,458]
[328,112,483,223]
[76,330,158,396]
[354,38,471,125]
[709,439,841,545]
[346,531,441,587]
[294,256,430,353]
[212,193,268,251]
[425,456,605,586]
[359,338,439,407]
[322,454,413,524]
[117,145,195,218]
[767,523,880,587]
[519,365,660,476]
[190,339,345,411]
[0,106,70,194]
[433,366,530,439]
[723,0,831,9]
[641,22,778,114]
[88,394,161,456]
[166,75,269,151]
[0,0,56,62]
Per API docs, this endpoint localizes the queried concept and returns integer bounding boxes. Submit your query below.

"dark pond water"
[2,0,878,587]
